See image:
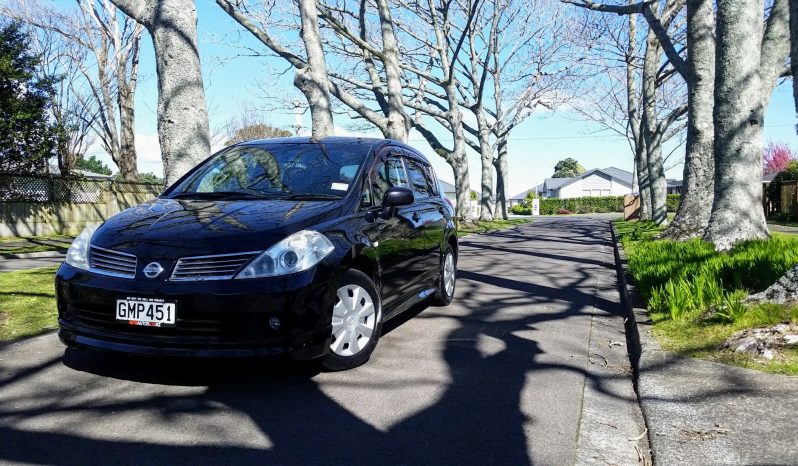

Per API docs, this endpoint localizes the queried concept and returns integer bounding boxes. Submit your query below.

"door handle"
[412,212,421,222]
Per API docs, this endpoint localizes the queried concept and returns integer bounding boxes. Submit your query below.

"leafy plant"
[715,291,748,323]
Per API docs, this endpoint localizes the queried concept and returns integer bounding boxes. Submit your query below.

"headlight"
[236,230,334,279]
[65,225,99,271]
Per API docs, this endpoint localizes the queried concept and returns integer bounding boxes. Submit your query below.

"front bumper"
[56,263,340,359]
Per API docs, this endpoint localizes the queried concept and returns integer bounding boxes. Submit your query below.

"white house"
[439,180,482,217]
[541,167,634,198]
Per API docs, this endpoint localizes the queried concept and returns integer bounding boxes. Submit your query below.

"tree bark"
[703,0,769,249]
[110,0,211,185]
[493,136,509,219]
[661,0,715,239]
[296,0,334,139]
[374,0,408,142]
[642,23,668,225]
[635,136,652,220]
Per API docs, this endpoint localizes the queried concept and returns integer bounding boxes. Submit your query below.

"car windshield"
[167,142,370,200]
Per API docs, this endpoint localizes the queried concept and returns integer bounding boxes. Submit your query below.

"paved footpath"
[0,217,646,465]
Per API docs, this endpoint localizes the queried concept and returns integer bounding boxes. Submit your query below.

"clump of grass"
[615,219,798,374]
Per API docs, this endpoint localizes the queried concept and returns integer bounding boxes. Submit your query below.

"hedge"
[511,194,681,215]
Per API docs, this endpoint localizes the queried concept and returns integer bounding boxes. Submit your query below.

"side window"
[367,156,409,206]
[405,158,434,199]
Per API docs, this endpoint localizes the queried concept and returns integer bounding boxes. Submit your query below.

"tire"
[321,269,383,371]
[431,245,456,306]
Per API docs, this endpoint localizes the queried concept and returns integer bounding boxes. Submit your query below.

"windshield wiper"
[277,193,343,200]
[169,191,271,200]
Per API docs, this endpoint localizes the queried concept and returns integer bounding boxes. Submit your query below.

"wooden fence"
[0,173,162,238]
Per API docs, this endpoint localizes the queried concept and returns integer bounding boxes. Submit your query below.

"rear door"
[403,153,448,281]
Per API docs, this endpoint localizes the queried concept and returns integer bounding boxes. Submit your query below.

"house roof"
[543,166,633,192]
[439,180,482,200]
[510,184,544,200]
[47,163,114,180]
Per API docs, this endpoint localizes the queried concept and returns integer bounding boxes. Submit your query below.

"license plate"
[116,297,176,327]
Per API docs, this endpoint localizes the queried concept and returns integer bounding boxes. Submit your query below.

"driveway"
[0,217,643,465]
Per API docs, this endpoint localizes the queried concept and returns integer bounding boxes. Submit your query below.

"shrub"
[617,220,798,324]
[511,204,531,215]
[557,208,572,215]
[666,194,681,212]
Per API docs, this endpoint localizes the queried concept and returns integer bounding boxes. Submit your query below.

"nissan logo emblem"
[143,262,164,278]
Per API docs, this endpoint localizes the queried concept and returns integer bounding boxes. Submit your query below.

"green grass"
[0,267,58,342]
[615,219,798,374]
[457,218,530,237]
[0,235,73,255]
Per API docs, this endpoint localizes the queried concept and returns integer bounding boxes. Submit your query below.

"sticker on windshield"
[331,183,349,191]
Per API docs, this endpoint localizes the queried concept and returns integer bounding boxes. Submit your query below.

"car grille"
[170,251,260,281]
[89,246,137,278]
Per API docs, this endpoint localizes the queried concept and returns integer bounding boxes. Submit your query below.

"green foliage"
[524,190,538,201]
[666,194,680,212]
[552,157,586,178]
[75,154,112,175]
[512,196,625,215]
[616,219,798,325]
[469,190,477,201]
[136,172,163,184]
[0,22,60,173]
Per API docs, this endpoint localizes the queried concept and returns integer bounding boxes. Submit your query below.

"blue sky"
[76,0,797,197]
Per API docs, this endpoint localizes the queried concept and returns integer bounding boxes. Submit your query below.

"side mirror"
[367,187,414,221]
[383,187,414,207]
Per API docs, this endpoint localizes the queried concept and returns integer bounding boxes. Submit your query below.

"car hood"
[91,198,343,260]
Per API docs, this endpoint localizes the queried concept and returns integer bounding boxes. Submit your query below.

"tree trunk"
[296,0,334,139]
[703,0,769,250]
[493,136,509,220]
[635,138,652,220]
[476,108,494,221]
[642,29,668,225]
[662,0,715,240]
[111,0,211,186]
[375,0,408,142]
[118,81,139,181]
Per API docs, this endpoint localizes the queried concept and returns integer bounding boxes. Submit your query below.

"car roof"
[236,136,432,165]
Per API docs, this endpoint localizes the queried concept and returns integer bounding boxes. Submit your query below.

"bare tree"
[319,0,411,140]
[223,106,293,144]
[26,25,98,174]
[703,0,789,248]
[567,0,789,241]
[109,0,211,185]
[3,0,143,180]
[216,0,340,139]
[570,6,686,223]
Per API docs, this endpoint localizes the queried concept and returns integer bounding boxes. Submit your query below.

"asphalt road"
[0,217,642,465]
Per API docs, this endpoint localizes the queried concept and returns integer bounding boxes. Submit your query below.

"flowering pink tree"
[763,142,797,175]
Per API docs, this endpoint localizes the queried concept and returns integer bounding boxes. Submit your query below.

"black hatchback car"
[56,137,458,370]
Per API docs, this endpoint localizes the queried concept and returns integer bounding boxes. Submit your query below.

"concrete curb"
[0,250,67,260]
[609,223,798,465]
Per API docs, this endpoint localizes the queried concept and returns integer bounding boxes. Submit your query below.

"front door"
[363,150,427,308]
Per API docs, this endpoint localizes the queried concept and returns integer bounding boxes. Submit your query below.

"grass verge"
[615,220,798,375]
[0,267,58,342]
[457,218,530,237]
